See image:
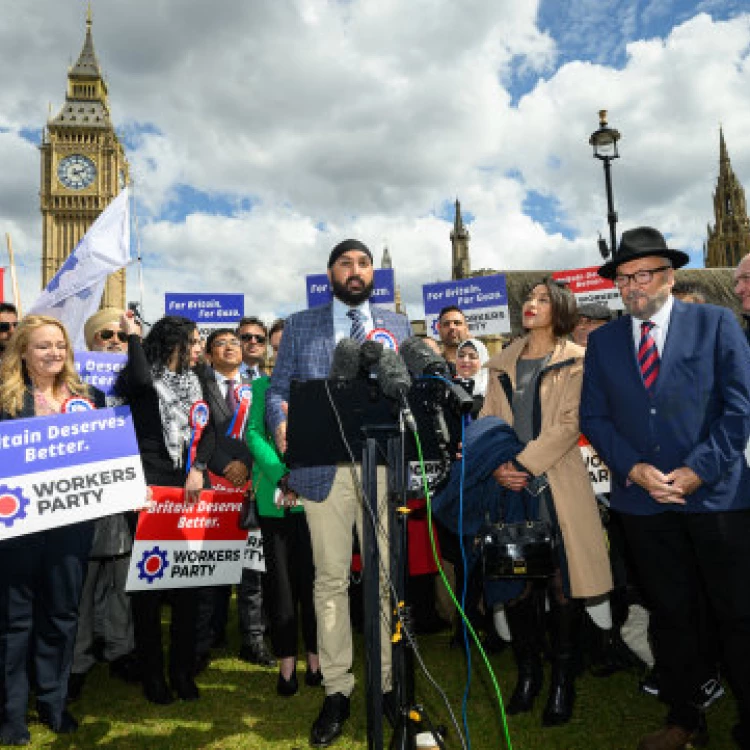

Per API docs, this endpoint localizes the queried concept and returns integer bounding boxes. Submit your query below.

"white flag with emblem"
[28,188,131,349]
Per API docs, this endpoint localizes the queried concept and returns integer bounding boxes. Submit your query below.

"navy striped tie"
[638,321,660,394]
[347,308,367,343]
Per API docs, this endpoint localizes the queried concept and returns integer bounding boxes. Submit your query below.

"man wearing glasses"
[237,317,268,379]
[0,302,18,359]
[84,308,137,354]
[581,227,750,750]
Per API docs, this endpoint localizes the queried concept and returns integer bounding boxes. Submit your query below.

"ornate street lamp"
[589,109,621,259]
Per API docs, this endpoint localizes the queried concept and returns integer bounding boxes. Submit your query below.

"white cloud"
[1,1,749,324]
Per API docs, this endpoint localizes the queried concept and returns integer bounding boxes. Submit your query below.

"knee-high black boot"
[505,594,543,715]
[542,600,582,727]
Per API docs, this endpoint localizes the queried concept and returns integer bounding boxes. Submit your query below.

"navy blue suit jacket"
[580,299,750,515]
[266,302,412,501]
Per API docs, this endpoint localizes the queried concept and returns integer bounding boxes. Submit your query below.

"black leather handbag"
[479,487,556,579]
[238,487,260,531]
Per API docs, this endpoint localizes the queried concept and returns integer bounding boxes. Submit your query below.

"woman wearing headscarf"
[480,279,611,726]
[0,315,105,744]
[116,313,214,705]
[454,337,490,417]
[438,337,495,647]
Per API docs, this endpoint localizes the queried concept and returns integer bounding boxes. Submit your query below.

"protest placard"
[74,351,127,397]
[423,275,510,337]
[126,486,249,591]
[165,293,245,340]
[579,435,610,494]
[552,266,623,311]
[0,407,147,540]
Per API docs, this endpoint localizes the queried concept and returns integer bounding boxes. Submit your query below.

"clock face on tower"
[57,154,97,190]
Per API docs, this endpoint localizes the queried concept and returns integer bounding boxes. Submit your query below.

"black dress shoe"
[305,669,323,688]
[0,722,30,746]
[277,669,299,697]
[109,653,142,683]
[310,693,350,748]
[142,674,174,705]
[170,673,200,701]
[193,651,212,676]
[36,705,78,734]
[66,672,86,703]
[238,640,276,667]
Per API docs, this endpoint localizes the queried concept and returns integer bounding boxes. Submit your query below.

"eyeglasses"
[614,266,671,288]
[212,339,241,349]
[240,333,267,344]
[97,330,128,343]
[0,321,18,333]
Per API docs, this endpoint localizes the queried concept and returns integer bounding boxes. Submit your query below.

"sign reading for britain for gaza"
[0,407,147,540]
[164,293,245,325]
[552,266,624,311]
[423,275,511,337]
[126,486,250,591]
[74,352,127,397]
[306,269,395,309]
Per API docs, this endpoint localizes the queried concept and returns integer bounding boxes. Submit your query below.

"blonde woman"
[0,315,104,745]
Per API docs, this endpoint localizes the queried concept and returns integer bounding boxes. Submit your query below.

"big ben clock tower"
[40,8,129,309]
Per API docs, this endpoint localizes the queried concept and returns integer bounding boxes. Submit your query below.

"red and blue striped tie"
[638,321,660,394]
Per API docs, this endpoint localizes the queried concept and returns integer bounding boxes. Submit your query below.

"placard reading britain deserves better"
[0,407,147,540]
[126,486,250,591]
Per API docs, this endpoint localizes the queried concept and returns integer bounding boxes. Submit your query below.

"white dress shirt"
[332,297,373,343]
[630,294,674,357]
[213,368,242,399]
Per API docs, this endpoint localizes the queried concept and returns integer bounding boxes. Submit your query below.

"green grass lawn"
[19,626,738,750]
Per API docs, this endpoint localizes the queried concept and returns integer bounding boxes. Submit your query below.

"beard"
[624,288,670,320]
[331,276,374,306]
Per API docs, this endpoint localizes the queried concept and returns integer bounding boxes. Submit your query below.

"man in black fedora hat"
[581,226,750,750]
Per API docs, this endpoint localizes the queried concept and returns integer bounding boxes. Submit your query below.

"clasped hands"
[492,461,530,492]
[628,463,702,505]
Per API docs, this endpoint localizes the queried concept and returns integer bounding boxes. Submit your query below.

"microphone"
[359,340,384,378]
[400,336,451,379]
[329,338,361,380]
[377,349,417,432]
[399,337,475,414]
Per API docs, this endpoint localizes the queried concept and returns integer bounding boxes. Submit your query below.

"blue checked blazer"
[267,302,412,501]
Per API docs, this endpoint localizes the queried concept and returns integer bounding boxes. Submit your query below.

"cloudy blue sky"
[1,0,749,323]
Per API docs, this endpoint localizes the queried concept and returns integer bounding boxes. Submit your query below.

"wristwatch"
[193,461,207,472]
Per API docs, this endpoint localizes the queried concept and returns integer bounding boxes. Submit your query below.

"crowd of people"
[0,226,749,750]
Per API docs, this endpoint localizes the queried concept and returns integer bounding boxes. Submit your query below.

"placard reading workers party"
[579,435,611,494]
[126,486,250,591]
[0,407,147,540]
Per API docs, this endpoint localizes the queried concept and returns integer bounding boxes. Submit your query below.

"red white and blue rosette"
[187,400,210,472]
[367,328,398,351]
[226,384,253,439]
[61,396,95,412]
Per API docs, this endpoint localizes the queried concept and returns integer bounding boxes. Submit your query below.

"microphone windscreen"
[359,340,384,371]
[400,336,450,377]
[378,349,412,400]
[329,338,361,380]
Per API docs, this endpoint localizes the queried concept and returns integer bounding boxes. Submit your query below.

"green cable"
[413,430,514,750]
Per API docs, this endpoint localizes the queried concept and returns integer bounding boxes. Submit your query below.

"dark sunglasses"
[240,333,266,344]
[98,329,128,343]
[0,321,18,333]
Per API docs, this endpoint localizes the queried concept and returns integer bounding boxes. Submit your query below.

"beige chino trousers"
[303,465,393,697]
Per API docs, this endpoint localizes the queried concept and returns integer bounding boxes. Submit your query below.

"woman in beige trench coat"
[480,278,612,726]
